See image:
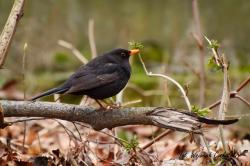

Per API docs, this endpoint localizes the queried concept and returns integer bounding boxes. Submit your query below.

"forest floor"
[0,118,249,166]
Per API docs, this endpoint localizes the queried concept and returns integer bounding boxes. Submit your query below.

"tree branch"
[0,0,25,68]
[0,100,237,132]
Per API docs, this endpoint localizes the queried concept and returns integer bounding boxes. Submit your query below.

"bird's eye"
[121,52,126,57]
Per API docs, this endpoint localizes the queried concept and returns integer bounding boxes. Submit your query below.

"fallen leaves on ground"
[0,118,249,166]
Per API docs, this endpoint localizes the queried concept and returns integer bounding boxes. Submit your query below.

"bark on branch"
[0,100,238,133]
[0,0,25,68]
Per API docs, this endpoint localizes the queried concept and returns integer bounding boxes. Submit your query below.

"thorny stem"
[218,60,230,152]
[205,37,230,153]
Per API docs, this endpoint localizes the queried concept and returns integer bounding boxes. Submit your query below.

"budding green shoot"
[128,41,144,50]
[191,105,211,117]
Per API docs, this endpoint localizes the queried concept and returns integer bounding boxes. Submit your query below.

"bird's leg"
[79,96,92,106]
[54,94,62,102]
[103,99,122,109]
[94,99,121,110]
[107,104,121,109]
[94,99,105,109]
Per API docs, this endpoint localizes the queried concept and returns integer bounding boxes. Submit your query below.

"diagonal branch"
[57,40,88,64]
[235,95,250,107]
[208,76,250,109]
[0,0,25,68]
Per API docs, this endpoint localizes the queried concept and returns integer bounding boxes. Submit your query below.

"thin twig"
[22,43,28,153]
[58,40,88,64]
[236,76,250,92]
[88,19,97,58]
[8,117,46,124]
[235,95,250,107]
[192,0,206,107]
[0,0,25,68]
[72,122,82,141]
[138,54,191,111]
[208,77,250,109]
[54,119,80,142]
[22,43,27,100]
[22,122,27,153]
[37,133,42,153]
[122,99,142,107]
[139,130,172,152]
[74,121,126,146]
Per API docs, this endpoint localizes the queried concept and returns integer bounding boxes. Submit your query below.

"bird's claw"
[105,103,121,110]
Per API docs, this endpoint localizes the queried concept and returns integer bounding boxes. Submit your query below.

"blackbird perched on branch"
[31,48,139,104]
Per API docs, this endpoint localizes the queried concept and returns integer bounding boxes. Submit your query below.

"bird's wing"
[65,63,120,93]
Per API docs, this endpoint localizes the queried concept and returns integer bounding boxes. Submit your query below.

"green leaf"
[207,39,220,50]
[207,56,222,72]
[128,41,144,50]
[191,105,211,117]
[123,136,139,151]
[118,131,139,151]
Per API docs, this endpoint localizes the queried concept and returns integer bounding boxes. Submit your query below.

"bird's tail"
[197,116,238,125]
[30,87,68,101]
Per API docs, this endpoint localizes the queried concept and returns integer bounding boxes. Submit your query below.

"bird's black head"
[99,48,140,66]
[109,48,139,59]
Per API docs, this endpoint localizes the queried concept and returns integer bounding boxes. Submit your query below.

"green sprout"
[207,39,220,51]
[118,131,139,152]
[128,41,144,50]
[122,135,139,152]
[208,56,222,71]
[191,105,211,117]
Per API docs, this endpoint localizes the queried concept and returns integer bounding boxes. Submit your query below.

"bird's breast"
[120,63,131,79]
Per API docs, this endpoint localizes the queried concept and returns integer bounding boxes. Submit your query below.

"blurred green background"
[0,1,249,122]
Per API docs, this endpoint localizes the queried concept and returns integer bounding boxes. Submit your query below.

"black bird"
[31,48,139,102]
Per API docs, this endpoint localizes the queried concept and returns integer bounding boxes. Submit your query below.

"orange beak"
[129,49,140,55]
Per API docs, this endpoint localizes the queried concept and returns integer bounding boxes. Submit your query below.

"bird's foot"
[106,103,121,110]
